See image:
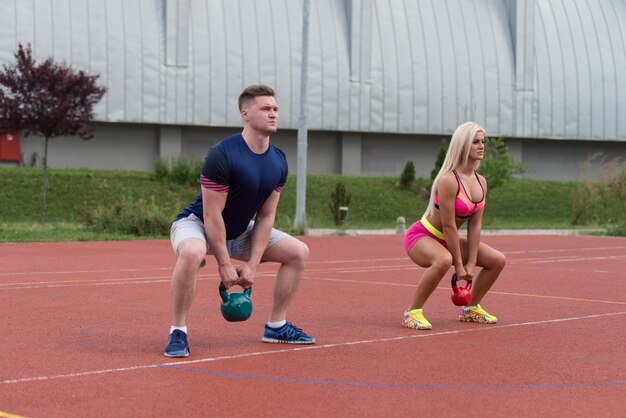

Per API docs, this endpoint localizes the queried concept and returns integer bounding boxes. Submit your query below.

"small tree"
[479,136,526,189]
[0,43,106,223]
[429,138,448,190]
[329,182,352,226]
[399,160,416,189]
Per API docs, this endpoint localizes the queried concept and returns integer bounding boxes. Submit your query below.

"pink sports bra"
[434,170,485,218]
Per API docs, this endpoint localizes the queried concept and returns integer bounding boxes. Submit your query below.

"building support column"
[159,125,183,163]
[341,132,362,175]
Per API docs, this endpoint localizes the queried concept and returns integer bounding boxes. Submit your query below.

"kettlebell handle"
[451,274,472,289]
[219,282,252,303]
[219,282,229,303]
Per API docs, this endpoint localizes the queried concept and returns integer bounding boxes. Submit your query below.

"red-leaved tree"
[0,43,106,223]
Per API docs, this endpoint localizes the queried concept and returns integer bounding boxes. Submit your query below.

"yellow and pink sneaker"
[402,308,432,330]
[459,304,497,324]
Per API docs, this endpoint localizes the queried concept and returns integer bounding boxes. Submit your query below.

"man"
[164,85,315,357]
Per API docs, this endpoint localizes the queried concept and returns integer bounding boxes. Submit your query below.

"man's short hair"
[238,85,275,110]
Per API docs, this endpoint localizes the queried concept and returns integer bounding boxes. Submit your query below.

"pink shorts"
[403,217,447,253]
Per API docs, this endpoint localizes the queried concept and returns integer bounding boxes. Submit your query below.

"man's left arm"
[236,190,280,286]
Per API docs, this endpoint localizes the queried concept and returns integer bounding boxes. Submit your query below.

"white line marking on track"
[2,311,626,386]
[528,254,626,263]
[503,246,626,255]
[1,252,623,290]
[2,245,623,277]
[303,276,626,305]
[0,267,172,277]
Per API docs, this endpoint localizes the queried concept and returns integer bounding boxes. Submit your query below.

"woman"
[402,121,506,330]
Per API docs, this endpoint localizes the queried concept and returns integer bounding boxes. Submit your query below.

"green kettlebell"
[219,282,253,322]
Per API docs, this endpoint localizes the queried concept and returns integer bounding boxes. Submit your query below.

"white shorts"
[170,213,290,261]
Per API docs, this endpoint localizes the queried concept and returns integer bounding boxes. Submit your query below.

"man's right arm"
[200,146,239,288]
[202,186,239,288]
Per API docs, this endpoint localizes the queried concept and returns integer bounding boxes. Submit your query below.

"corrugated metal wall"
[365,0,515,135]
[531,0,626,140]
[0,0,624,140]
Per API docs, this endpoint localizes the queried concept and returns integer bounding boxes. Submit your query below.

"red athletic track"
[1,234,625,418]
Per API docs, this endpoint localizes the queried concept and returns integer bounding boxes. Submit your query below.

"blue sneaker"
[262,322,315,344]
[164,329,190,357]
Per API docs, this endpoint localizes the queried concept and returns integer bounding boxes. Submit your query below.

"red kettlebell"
[451,274,472,306]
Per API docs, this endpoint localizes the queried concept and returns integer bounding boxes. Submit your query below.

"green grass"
[0,166,623,242]
[276,175,429,229]
[483,181,580,229]
[0,167,194,223]
[0,222,155,242]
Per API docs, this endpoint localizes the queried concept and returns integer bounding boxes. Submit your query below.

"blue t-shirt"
[176,133,288,239]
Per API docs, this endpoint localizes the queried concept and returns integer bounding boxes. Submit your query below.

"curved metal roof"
[0,0,624,140]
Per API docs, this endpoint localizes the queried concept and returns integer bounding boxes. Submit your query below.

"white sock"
[463,305,476,311]
[170,325,188,335]
[267,320,286,329]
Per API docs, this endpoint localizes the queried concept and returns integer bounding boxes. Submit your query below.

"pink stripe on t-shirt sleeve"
[201,174,228,192]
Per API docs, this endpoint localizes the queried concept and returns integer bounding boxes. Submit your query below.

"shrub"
[171,156,203,186]
[571,181,597,225]
[78,196,171,236]
[153,156,203,187]
[572,154,626,227]
[479,136,526,189]
[153,158,170,181]
[429,138,448,190]
[329,182,352,226]
[399,161,416,189]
